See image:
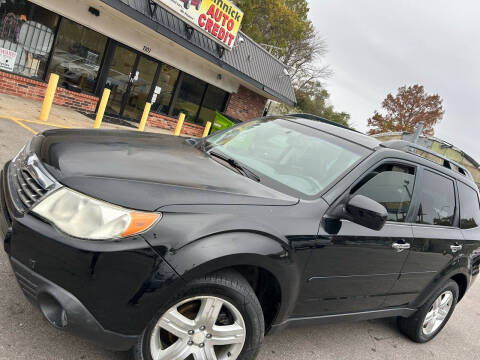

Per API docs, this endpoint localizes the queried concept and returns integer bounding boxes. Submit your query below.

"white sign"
[0,48,17,72]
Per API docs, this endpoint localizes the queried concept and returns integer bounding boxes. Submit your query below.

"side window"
[416,170,455,226]
[458,182,480,229]
[351,163,415,222]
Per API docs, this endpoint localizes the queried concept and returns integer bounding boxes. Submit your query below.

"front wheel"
[397,280,459,343]
[133,270,264,360]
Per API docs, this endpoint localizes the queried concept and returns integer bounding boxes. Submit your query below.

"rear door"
[386,168,463,307]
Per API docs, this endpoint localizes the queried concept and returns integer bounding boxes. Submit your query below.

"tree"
[236,0,349,126]
[295,82,350,127]
[367,85,444,136]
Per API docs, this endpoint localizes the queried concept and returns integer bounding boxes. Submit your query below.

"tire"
[184,0,191,9]
[132,270,264,360]
[397,279,459,343]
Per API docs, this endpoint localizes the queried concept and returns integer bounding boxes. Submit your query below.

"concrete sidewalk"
[0,93,171,134]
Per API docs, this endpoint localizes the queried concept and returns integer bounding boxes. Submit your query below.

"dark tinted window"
[416,170,455,226]
[197,85,229,126]
[458,182,480,229]
[352,164,415,222]
[48,18,107,94]
[172,73,207,123]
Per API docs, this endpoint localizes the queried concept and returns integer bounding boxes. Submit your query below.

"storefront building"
[0,0,295,135]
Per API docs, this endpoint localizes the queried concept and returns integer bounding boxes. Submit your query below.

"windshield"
[204,118,371,197]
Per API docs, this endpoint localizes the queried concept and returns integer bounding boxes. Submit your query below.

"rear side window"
[458,182,480,229]
[352,163,415,223]
[416,170,455,226]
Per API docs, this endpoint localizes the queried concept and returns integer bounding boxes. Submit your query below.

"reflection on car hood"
[36,129,298,211]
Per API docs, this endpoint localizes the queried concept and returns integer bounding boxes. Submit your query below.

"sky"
[307,0,480,162]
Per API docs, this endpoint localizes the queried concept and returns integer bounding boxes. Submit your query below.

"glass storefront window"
[172,73,207,123]
[197,85,229,125]
[0,1,59,79]
[47,18,107,94]
[151,64,179,115]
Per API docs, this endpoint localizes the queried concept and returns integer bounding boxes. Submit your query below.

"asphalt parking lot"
[0,117,479,360]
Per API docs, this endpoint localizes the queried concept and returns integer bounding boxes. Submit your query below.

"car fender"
[161,231,304,326]
[411,255,471,308]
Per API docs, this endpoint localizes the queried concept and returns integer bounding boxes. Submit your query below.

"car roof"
[280,115,381,150]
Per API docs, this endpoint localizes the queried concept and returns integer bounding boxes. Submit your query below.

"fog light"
[38,293,68,328]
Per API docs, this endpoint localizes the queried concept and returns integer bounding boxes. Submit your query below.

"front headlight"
[32,188,161,240]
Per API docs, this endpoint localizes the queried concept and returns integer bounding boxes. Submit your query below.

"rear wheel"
[133,270,264,360]
[397,280,459,343]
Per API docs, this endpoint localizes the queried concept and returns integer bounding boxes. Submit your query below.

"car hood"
[36,129,298,211]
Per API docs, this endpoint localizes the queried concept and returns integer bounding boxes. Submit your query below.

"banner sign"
[153,0,244,50]
[0,48,17,72]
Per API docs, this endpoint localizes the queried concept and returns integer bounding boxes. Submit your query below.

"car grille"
[12,163,48,209]
[8,150,54,212]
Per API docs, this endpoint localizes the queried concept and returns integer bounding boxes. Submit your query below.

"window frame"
[456,179,480,230]
[345,159,421,225]
[411,165,460,229]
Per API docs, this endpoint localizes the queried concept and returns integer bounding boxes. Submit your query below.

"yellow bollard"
[39,73,59,122]
[93,88,111,129]
[138,102,151,132]
[174,113,185,136]
[202,121,212,138]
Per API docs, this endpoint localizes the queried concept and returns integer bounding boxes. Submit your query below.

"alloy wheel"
[422,290,453,336]
[150,296,246,360]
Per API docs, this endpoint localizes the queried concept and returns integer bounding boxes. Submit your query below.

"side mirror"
[344,195,388,231]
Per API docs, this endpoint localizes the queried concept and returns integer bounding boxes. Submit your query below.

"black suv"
[1,116,479,360]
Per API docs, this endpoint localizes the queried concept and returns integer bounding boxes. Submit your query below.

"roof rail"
[382,140,473,180]
[287,113,358,132]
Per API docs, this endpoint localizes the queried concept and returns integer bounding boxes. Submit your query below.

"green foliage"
[236,0,312,56]
[296,84,350,127]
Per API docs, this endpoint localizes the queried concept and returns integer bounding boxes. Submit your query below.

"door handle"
[392,242,410,252]
[450,244,462,253]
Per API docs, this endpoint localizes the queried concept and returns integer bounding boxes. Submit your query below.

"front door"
[295,162,418,316]
[105,45,158,121]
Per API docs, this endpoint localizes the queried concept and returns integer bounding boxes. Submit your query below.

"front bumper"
[1,164,184,350]
[9,256,137,351]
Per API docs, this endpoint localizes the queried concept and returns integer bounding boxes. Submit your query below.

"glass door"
[105,46,137,117]
[122,55,157,120]
[105,45,158,121]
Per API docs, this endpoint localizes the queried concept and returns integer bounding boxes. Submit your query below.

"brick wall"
[0,71,98,112]
[147,112,204,137]
[224,85,268,121]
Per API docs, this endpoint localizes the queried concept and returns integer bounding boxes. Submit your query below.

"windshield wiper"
[209,151,260,182]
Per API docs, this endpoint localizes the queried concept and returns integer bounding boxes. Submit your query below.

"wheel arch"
[450,272,468,302]
[162,231,303,330]
[414,267,471,308]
